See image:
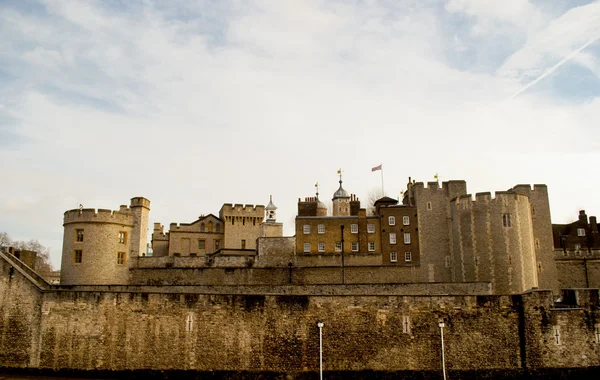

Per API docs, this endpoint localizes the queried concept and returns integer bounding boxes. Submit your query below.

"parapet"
[509,184,548,195]
[220,203,265,217]
[452,190,530,210]
[63,208,134,226]
[414,180,467,199]
[130,197,151,209]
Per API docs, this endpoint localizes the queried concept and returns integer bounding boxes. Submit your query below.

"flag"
[372,164,382,172]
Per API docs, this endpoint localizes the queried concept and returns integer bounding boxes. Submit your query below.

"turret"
[332,169,351,216]
[265,195,277,222]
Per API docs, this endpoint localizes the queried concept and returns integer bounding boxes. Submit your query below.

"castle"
[2,173,600,376]
[57,174,594,294]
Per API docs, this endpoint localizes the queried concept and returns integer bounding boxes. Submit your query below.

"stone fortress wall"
[1,251,599,375]
[450,191,537,294]
[410,181,558,294]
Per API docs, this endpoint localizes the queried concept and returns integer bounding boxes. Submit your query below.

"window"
[335,242,342,252]
[390,252,397,262]
[553,326,561,345]
[215,224,221,232]
[208,221,214,232]
[76,229,84,242]
[318,224,325,234]
[445,256,451,268]
[118,231,126,244]
[351,224,358,233]
[404,233,411,244]
[200,223,205,232]
[427,202,432,210]
[388,216,396,226]
[117,252,126,265]
[535,239,540,249]
[241,240,246,249]
[215,240,221,250]
[303,225,310,234]
[73,249,83,264]
[537,261,542,273]
[318,242,325,252]
[578,228,586,237]
[405,252,412,262]
[198,240,205,250]
[389,232,396,244]
[367,224,375,233]
[403,216,409,226]
[186,314,194,332]
[351,242,359,252]
[402,316,411,334]
[503,214,511,227]
[303,243,311,253]
[368,242,375,252]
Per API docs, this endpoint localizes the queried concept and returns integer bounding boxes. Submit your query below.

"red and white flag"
[371,164,382,172]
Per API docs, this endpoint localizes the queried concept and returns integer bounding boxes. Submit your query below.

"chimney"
[590,216,598,233]
[579,210,588,224]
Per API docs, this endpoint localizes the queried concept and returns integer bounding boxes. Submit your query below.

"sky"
[1,0,600,268]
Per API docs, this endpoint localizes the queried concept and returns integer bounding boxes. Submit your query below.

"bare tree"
[1,233,54,276]
[0,232,11,247]
[366,188,385,216]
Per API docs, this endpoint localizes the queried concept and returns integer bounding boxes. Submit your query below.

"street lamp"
[340,225,345,284]
[317,322,324,380]
[439,320,447,380]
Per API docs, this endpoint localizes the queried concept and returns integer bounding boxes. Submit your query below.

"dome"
[332,181,350,199]
[317,198,327,210]
[266,195,277,211]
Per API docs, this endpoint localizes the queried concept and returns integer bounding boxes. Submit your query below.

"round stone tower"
[60,197,150,285]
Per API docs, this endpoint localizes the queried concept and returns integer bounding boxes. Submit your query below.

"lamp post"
[340,225,345,284]
[317,322,324,380]
[439,320,447,380]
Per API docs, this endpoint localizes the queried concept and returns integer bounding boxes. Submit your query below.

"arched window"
[200,223,205,232]
[208,221,213,232]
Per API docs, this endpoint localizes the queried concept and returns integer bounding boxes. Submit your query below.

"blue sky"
[1,0,599,267]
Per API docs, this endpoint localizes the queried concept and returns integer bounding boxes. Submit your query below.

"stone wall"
[128,265,428,286]
[2,253,600,375]
[450,192,537,294]
[511,185,558,293]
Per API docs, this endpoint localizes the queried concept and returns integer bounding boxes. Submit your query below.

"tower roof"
[332,181,350,200]
[332,169,350,200]
[266,195,277,211]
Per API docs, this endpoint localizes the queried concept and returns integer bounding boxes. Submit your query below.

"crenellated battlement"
[130,197,151,209]
[509,184,548,195]
[220,203,265,216]
[63,208,134,226]
[452,191,530,210]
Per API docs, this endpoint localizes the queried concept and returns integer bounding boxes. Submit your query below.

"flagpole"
[381,166,385,196]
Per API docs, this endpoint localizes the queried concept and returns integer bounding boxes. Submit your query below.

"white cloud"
[498,1,600,80]
[0,0,598,267]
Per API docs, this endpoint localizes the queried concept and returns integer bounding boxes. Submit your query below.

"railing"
[0,250,50,291]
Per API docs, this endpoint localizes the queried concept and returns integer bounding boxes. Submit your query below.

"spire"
[333,168,350,200]
[265,195,277,222]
